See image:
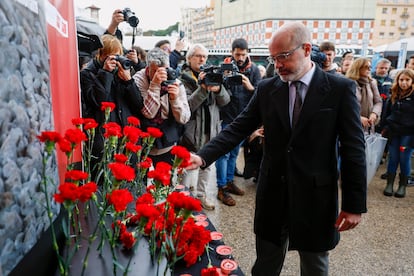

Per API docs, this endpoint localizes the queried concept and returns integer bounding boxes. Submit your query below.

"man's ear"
[302,43,312,57]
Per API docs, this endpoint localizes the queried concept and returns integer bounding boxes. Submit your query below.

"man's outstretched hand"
[186,153,203,170]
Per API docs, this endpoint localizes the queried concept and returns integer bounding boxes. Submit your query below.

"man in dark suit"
[186,22,367,275]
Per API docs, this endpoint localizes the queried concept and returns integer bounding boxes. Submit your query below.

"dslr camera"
[114,55,132,70]
[122,8,139,27]
[161,68,178,95]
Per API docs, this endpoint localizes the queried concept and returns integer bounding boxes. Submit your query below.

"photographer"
[80,34,143,174]
[179,44,231,210]
[105,9,144,73]
[133,47,190,165]
[155,38,186,70]
[215,38,262,206]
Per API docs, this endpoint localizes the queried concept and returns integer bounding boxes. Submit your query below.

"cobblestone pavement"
[201,156,414,276]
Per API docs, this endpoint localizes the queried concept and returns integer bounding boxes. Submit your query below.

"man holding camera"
[179,44,231,210]
[133,47,190,165]
[215,38,262,206]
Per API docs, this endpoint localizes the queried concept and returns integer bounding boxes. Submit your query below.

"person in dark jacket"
[215,38,262,206]
[155,39,185,70]
[179,43,230,210]
[80,34,144,173]
[186,21,367,276]
[381,69,414,198]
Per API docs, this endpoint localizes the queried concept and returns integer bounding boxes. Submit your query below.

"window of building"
[389,32,395,38]
[392,8,397,15]
[381,20,386,26]
[382,7,388,14]
[379,32,385,38]
[391,20,396,26]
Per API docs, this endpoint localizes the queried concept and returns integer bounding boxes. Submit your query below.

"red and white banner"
[46,0,81,181]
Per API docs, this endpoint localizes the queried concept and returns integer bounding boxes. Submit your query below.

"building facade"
[373,0,414,47]
[213,0,376,51]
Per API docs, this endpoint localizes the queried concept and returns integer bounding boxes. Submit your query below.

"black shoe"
[380,172,388,180]
[234,169,244,177]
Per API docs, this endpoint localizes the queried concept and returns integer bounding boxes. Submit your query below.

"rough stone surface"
[0,1,58,275]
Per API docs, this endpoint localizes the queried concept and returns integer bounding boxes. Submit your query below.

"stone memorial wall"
[0,0,59,274]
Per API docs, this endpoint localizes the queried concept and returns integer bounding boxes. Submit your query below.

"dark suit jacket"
[198,66,367,252]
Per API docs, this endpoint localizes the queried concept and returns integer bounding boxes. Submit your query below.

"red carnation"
[123,126,141,143]
[103,122,122,138]
[114,154,128,163]
[167,192,202,212]
[64,128,87,144]
[65,170,89,181]
[120,231,136,249]
[58,138,72,153]
[108,162,136,181]
[146,127,163,138]
[83,118,98,130]
[201,267,220,276]
[78,182,98,202]
[127,116,140,126]
[138,157,152,169]
[101,101,116,111]
[171,145,190,160]
[71,118,84,126]
[37,131,62,143]
[126,142,142,153]
[400,146,406,152]
[54,182,79,203]
[107,189,134,212]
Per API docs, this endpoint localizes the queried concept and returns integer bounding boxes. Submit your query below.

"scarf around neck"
[357,77,372,118]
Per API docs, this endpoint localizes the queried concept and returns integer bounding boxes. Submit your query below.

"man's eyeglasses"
[193,54,207,59]
[267,44,303,64]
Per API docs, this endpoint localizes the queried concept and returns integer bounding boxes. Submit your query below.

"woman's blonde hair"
[345,57,372,81]
[390,69,414,104]
[96,34,123,61]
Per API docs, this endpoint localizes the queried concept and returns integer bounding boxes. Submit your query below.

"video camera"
[122,8,139,28]
[311,44,327,68]
[199,62,244,86]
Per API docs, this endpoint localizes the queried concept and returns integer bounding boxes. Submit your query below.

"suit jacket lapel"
[271,78,290,132]
[293,67,331,133]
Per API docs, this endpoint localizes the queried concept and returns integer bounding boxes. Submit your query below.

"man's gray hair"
[376,58,391,66]
[186,44,208,63]
[146,47,170,66]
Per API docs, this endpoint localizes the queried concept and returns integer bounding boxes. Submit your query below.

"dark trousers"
[251,235,329,276]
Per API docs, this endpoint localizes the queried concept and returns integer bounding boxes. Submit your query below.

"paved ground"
[200,154,414,276]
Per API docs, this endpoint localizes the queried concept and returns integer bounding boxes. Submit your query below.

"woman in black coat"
[381,69,414,198]
[80,34,143,170]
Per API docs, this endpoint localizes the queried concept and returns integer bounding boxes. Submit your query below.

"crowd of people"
[78,10,414,275]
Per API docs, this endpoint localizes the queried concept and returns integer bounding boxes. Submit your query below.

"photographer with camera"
[133,47,190,165]
[155,35,186,70]
[80,34,143,175]
[215,38,262,206]
[105,9,144,74]
[178,44,231,210]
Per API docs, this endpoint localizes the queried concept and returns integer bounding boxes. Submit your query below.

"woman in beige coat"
[346,57,383,129]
